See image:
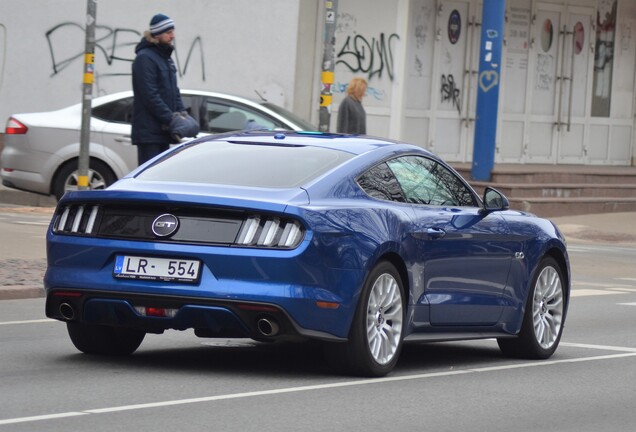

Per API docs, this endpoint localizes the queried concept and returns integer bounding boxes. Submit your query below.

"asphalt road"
[1,207,636,431]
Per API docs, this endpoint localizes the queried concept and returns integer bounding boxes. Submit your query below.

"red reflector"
[237,303,280,313]
[146,307,167,317]
[52,291,82,297]
[316,301,340,309]
[5,118,28,134]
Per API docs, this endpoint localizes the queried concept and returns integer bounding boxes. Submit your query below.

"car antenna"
[254,90,267,102]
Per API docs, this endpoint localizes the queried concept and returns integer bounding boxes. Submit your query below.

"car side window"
[180,95,195,115]
[387,156,477,206]
[92,96,196,125]
[202,99,279,133]
[357,163,406,202]
[92,97,133,123]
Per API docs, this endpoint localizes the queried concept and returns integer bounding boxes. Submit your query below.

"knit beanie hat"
[149,13,175,36]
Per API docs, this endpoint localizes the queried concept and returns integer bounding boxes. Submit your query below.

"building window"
[541,19,553,52]
[573,22,584,55]
[592,0,617,117]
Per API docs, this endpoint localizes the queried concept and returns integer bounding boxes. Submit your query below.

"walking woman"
[337,77,367,134]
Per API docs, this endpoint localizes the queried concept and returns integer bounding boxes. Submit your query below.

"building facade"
[326,0,636,166]
[0,0,634,166]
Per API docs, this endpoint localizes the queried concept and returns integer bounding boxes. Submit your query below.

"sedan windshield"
[260,102,317,131]
[136,141,353,188]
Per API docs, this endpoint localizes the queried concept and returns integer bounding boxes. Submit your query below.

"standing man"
[131,13,186,165]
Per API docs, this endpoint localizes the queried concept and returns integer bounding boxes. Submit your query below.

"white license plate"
[114,255,201,283]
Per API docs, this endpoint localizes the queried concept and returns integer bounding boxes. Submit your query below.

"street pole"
[471,0,505,181]
[78,0,97,191]
[318,0,337,132]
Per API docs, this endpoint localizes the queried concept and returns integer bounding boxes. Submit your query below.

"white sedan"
[1,90,316,200]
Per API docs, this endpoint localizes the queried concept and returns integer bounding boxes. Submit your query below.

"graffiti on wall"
[440,74,461,112]
[335,10,400,83]
[535,53,554,91]
[45,22,206,81]
[411,3,433,77]
[336,32,400,81]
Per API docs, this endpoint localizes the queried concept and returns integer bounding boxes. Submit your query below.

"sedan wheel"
[498,256,566,359]
[326,261,405,377]
[53,159,116,201]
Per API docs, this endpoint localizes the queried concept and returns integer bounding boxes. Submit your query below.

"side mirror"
[482,187,509,212]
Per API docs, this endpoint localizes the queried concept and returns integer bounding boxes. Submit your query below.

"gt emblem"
[152,214,179,237]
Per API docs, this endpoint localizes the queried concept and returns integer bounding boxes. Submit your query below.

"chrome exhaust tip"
[59,303,75,321]
[257,317,280,336]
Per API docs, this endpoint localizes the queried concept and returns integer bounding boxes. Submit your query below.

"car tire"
[66,322,145,355]
[497,256,566,359]
[52,159,117,201]
[326,261,405,377]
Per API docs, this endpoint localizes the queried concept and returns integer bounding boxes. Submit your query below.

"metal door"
[527,3,594,163]
[557,6,595,163]
[432,0,481,162]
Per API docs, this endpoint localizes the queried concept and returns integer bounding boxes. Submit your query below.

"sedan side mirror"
[482,187,509,212]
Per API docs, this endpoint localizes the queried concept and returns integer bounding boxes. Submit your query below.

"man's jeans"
[136,143,170,166]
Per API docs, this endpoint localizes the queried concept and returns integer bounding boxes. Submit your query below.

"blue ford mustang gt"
[45,131,570,376]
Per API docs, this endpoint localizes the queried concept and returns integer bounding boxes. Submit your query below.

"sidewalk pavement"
[0,184,634,301]
[550,212,636,244]
[0,183,56,207]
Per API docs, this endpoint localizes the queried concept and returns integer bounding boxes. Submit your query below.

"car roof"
[11,89,314,131]
[91,89,268,107]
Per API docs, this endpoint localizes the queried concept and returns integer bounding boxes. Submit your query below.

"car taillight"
[236,216,304,248]
[53,204,101,235]
[5,117,28,134]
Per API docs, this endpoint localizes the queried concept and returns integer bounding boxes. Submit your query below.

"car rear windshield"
[136,140,354,188]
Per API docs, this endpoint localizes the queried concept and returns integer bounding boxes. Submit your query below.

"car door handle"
[426,227,446,239]
[115,135,132,143]
[411,227,447,240]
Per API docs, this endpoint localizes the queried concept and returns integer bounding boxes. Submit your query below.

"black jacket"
[131,38,185,145]
[336,95,366,134]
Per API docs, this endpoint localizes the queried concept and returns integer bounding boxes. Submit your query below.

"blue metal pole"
[471,0,505,181]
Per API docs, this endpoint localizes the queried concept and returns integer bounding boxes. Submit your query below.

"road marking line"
[0,319,53,326]
[2,349,636,425]
[0,412,87,424]
[609,288,636,293]
[573,281,633,288]
[570,289,626,297]
[13,221,50,226]
[561,342,636,353]
[618,302,636,306]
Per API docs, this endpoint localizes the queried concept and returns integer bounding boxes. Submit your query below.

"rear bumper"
[1,143,54,195]
[45,289,346,342]
[1,169,50,195]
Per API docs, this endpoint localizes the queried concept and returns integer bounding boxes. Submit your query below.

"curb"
[0,187,56,207]
[0,285,45,301]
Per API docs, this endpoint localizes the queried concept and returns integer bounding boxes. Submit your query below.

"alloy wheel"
[365,273,404,365]
[532,265,564,349]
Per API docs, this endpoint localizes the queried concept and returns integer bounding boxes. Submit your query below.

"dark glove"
[168,111,200,142]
